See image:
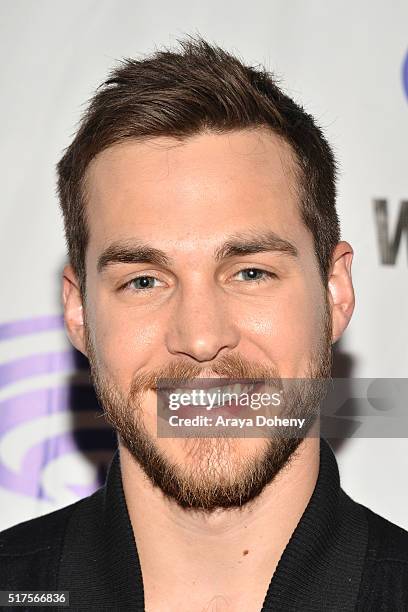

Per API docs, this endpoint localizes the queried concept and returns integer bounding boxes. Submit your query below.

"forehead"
[84,128,308,258]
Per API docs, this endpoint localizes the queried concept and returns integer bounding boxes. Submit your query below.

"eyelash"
[119,268,277,293]
[233,269,277,283]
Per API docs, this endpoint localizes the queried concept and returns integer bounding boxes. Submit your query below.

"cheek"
[86,292,162,389]
[235,282,325,375]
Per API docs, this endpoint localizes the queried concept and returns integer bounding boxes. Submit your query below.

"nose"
[164,281,240,363]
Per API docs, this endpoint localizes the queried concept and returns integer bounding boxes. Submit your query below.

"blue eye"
[235,268,276,282]
[124,276,159,291]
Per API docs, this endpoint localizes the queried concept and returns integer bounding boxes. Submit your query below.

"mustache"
[129,352,281,396]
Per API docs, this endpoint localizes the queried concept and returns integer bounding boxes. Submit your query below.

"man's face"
[75,128,334,512]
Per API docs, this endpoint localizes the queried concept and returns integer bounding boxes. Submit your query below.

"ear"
[62,264,87,356]
[327,241,355,344]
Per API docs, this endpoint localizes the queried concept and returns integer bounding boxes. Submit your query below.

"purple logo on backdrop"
[0,315,115,503]
[403,50,408,101]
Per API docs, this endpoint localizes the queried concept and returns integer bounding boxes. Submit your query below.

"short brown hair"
[57,36,340,298]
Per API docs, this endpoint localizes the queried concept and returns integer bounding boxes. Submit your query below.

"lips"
[158,380,273,418]
[156,377,276,392]
[156,377,244,391]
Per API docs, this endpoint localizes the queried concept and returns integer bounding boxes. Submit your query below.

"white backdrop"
[0,0,407,531]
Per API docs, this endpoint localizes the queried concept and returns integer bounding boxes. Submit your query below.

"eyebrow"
[97,242,171,273]
[97,230,298,274]
[213,230,298,262]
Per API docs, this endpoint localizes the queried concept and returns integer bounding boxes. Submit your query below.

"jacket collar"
[60,438,368,610]
[262,438,368,609]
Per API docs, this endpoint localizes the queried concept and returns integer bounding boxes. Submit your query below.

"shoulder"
[364,504,408,562]
[0,489,103,590]
[0,502,76,555]
[357,503,408,609]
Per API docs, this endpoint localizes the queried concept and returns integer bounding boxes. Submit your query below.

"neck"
[120,437,320,610]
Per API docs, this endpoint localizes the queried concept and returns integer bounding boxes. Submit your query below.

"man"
[0,36,407,611]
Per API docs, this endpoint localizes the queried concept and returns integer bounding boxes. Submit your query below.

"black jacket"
[0,438,407,611]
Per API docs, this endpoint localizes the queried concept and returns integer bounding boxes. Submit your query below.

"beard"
[84,298,332,514]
